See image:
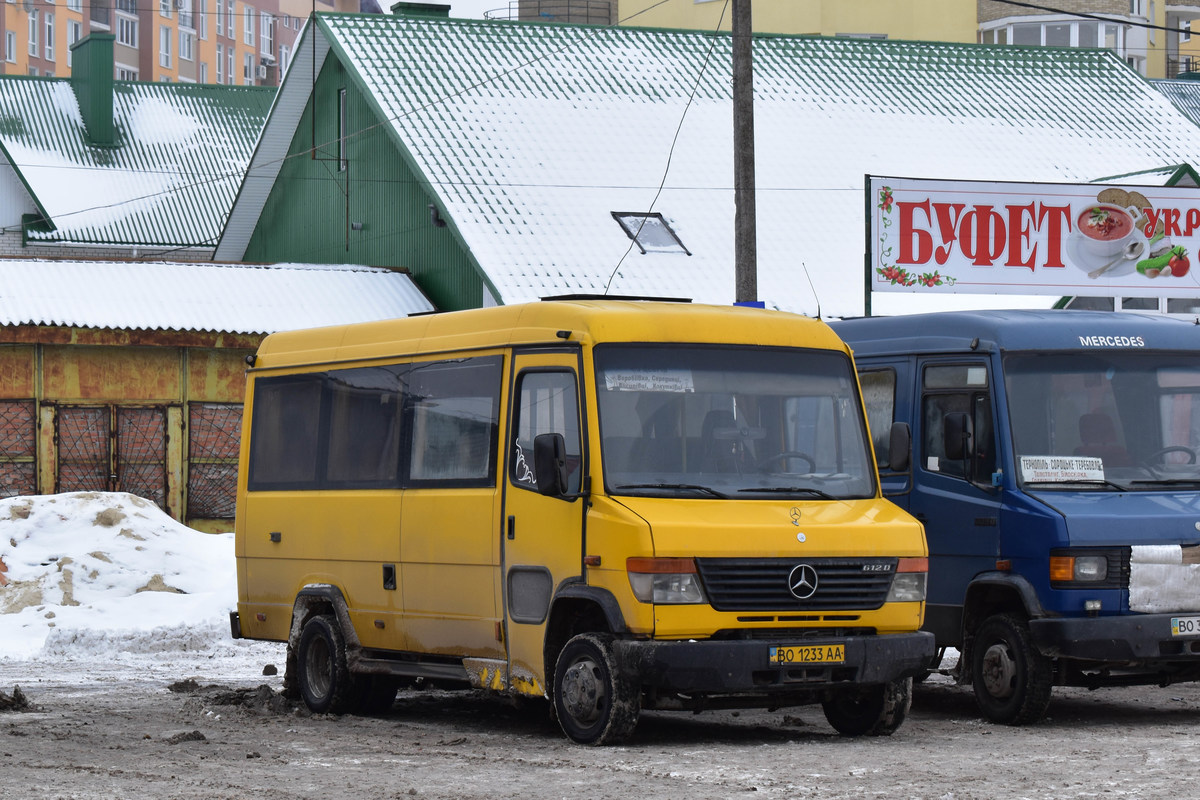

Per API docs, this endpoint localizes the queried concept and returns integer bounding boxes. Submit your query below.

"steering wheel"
[1145,446,1198,465]
[756,451,816,472]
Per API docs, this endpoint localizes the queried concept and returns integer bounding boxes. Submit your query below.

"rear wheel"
[822,677,911,736]
[296,614,361,715]
[970,613,1053,725]
[552,633,640,745]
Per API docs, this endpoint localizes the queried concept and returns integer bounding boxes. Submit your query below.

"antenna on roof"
[800,262,821,320]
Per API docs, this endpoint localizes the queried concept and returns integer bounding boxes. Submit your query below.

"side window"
[922,364,996,484]
[248,373,323,489]
[325,366,405,487]
[511,371,581,493]
[858,368,896,466]
[404,356,502,486]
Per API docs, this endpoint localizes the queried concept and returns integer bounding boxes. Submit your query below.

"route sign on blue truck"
[833,309,1200,724]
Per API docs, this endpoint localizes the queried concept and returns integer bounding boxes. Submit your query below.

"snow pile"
[0,492,243,660]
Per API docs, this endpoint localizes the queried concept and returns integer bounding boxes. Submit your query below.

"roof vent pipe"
[70,34,117,147]
[389,2,451,17]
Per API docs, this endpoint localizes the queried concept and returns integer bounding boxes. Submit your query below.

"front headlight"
[887,572,927,602]
[886,557,928,602]
[1050,553,1110,584]
[627,558,707,604]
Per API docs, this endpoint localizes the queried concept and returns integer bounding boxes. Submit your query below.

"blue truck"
[832,309,1200,724]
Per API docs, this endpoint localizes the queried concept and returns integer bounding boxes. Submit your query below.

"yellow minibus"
[231,299,932,743]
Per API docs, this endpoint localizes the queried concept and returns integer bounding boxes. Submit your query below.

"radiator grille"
[696,557,897,612]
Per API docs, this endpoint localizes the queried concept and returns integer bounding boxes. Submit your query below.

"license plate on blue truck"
[1171,616,1200,637]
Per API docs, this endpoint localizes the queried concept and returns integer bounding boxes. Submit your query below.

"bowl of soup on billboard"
[1077,204,1137,259]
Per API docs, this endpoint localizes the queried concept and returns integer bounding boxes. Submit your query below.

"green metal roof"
[220,14,1200,316]
[0,76,273,248]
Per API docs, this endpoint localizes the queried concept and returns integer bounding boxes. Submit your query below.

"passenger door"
[502,351,587,693]
[910,359,1003,646]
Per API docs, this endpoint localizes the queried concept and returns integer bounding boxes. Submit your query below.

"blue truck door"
[910,359,1003,647]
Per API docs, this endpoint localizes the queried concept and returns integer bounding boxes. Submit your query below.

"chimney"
[70,34,117,146]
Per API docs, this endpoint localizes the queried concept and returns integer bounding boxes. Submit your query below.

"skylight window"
[612,212,691,255]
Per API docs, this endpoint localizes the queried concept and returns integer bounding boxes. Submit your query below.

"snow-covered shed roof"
[219,13,1200,317]
[0,260,434,334]
[0,77,272,248]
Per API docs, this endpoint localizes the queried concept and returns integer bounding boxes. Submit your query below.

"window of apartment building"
[180,29,193,61]
[159,0,171,17]
[27,67,37,75]
[226,0,235,39]
[216,0,224,36]
[44,13,53,60]
[67,19,80,65]
[260,11,272,54]
[244,5,254,45]
[1130,0,1145,16]
[160,25,171,67]
[199,3,207,38]
[226,46,233,84]
[28,9,38,57]
[279,42,289,73]
[68,0,81,10]
[985,20,1125,57]
[216,43,223,82]
[179,1,193,30]
[117,14,138,47]
[5,31,15,63]
[243,50,252,84]
[116,65,137,79]
[200,61,207,81]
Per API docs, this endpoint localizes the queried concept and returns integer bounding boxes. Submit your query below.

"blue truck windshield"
[594,345,876,500]
[1005,351,1200,490]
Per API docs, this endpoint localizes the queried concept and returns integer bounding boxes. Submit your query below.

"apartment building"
[0,0,355,84]
[979,0,1200,79]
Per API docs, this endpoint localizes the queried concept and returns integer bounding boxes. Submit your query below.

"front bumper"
[1030,613,1200,662]
[613,631,935,696]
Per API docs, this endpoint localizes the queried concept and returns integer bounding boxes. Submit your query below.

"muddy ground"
[2,647,1199,800]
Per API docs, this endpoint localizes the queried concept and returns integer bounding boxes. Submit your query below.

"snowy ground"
[3,492,1200,799]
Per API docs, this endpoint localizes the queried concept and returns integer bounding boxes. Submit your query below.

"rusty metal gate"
[0,400,37,499]
[56,405,169,510]
[187,403,241,520]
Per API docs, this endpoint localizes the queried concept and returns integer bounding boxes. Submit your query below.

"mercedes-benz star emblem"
[787,564,819,600]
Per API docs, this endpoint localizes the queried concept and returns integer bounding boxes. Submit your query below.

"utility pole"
[732,0,757,305]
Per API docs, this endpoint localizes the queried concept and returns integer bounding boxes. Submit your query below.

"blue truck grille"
[695,557,897,612]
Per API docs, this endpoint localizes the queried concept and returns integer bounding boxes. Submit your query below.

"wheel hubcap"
[305,638,332,700]
[561,658,605,724]
[980,642,1017,698]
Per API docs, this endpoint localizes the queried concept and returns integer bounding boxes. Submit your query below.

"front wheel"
[552,633,640,745]
[821,677,911,736]
[970,613,1053,725]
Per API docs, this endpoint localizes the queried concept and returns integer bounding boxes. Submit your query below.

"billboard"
[868,175,1200,298]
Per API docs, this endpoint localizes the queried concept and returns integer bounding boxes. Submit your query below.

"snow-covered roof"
[0,78,272,248]
[0,260,434,334]
[1152,79,1200,129]
[220,14,1200,317]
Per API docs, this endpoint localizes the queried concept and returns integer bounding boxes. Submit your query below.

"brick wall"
[979,0,1129,24]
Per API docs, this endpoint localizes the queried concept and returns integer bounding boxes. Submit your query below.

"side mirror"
[943,412,973,461]
[533,432,569,497]
[887,421,911,472]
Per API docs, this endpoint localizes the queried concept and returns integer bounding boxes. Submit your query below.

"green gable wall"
[243,56,485,311]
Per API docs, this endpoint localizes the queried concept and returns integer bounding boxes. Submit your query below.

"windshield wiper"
[737,486,837,500]
[1130,478,1200,487]
[615,483,729,499]
[1025,479,1127,491]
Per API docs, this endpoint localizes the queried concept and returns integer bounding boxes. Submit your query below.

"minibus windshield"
[594,345,876,500]
[1005,351,1200,490]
